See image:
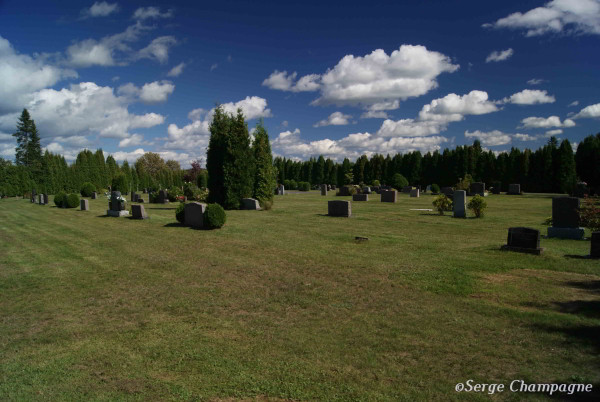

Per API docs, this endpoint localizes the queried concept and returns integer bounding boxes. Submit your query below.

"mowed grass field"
[1,191,599,401]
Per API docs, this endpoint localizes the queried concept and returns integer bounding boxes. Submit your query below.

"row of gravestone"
[502,227,599,258]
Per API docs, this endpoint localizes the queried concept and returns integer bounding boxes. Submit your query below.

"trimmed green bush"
[66,193,80,208]
[431,184,440,193]
[348,186,357,196]
[80,182,96,197]
[392,173,408,190]
[175,202,185,223]
[54,191,67,207]
[112,173,127,193]
[204,203,226,229]
[196,172,207,189]
[299,182,310,191]
[289,180,297,190]
[432,194,452,215]
[467,195,487,218]
[373,180,380,186]
[284,179,291,189]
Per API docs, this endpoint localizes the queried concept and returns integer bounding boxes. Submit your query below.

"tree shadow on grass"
[315,214,352,218]
[564,254,592,259]
[163,222,184,228]
[146,207,174,210]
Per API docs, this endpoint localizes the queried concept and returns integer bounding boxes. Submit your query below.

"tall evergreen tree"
[251,120,275,206]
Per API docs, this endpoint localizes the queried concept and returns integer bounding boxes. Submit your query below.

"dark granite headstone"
[31,189,36,203]
[591,232,600,259]
[381,190,397,203]
[492,181,501,195]
[508,184,521,195]
[185,202,206,227]
[43,194,49,204]
[143,188,148,194]
[328,200,351,217]
[362,186,372,194]
[402,186,412,194]
[131,204,149,219]
[158,190,169,204]
[442,187,454,198]
[80,199,89,211]
[131,192,137,202]
[111,191,123,211]
[91,192,97,199]
[469,182,485,195]
[415,185,421,192]
[353,194,368,201]
[242,198,260,210]
[331,185,336,190]
[338,186,350,196]
[501,227,542,255]
[551,197,580,228]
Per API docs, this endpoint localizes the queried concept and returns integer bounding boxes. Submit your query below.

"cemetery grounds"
[0,191,599,401]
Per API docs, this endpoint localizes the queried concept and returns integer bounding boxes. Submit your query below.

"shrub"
[431,184,440,193]
[175,202,185,223]
[284,179,291,189]
[373,180,380,186]
[112,173,127,193]
[204,203,226,229]
[168,186,183,202]
[580,195,600,232]
[80,182,96,197]
[467,195,487,218]
[149,192,158,203]
[196,172,207,189]
[348,186,357,196]
[261,200,273,210]
[392,173,408,190]
[54,191,67,207]
[67,193,80,209]
[432,194,452,215]
[543,217,553,225]
[289,180,297,190]
[194,188,209,202]
[454,174,473,191]
[299,182,310,191]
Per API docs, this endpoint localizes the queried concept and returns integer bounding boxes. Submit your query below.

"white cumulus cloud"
[519,115,576,128]
[167,62,186,77]
[313,111,352,127]
[136,36,177,64]
[502,89,556,105]
[132,6,173,20]
[573,103,600,118]
[262,70,321,92]
[465,130,513,146]
[485,48,514,63]
[527,78,547,85]
[81,1,120,18]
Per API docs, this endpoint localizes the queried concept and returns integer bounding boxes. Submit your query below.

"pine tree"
[251,120,275,206]
[207,105,231,207]
[556,139,577,194]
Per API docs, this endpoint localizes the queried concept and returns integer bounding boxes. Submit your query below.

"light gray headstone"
[453,190,467,218]
[321,184,327,196]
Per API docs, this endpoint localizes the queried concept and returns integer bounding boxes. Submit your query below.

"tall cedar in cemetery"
[251,119,275,207]
[206,106,255,210]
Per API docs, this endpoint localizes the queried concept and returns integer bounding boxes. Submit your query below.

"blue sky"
[0,0,599,167]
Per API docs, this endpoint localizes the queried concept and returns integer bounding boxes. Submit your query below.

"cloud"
[0,82,166,140]
[162,96,272,151]
[527,78,547,85]
[117,80,175,104]
[118,134,153,148]
[377,118,449,137]
[313,111,352,127]
[167,62,186,77]
[65,22,153,67]
[482,0,600,37]
[485,48,514,63]
[112,76,120,82]
[281,120,288,127]
[210,63,218,71]
[418,90,500,122]
[502,89,556,105]
[132,6,174,20]
[465,130,513,146]
[261,70,321,92]
[519,115,576,128]
[573,103,600,118]
[568,100,579,107]
[264,45,459,108]
[546,129,563,135]
[360,110,390,119]
[136,36,177,64]
[514,133,539,141]
[227,55,233,62]
[81,1,120,18]
[0,36,78,114]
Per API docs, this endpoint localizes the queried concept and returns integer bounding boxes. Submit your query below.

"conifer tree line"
[0,109,186,197]
[274,134,599,193]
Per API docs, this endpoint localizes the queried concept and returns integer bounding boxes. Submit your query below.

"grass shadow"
[316,213,352,218]
[564,254,591,259]
[163,222,184,228]
[146,207,174,210]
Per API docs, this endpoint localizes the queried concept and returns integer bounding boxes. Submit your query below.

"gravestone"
[501,227,543,255]
[492,181,501,195]
[338,186,350,196]
[469,182,485,196]
[143,188,147,194]
[327,184,331,191]
[508,184,521,195]
[453,190,467,218]
[31,189,36,203]
[43,194,49,204]
[591,232,600,258]
[158,190,169,204]
[442,187,454,198]
[363,186,371,194]
[328,200,351,217]
[107,191,129,217]
[426,185,432,192]
[131,204,149,220]
[91,192,97,199]
[381,190,397,203]
[371,186,380,193]
[402,186,412,194]
[80,199,89,211]
[415,185,421,192]
[410,189,420,198]
[242,198,260,210]
[138,198,145,203]
[381,185,392,191]
[547,197,585,239]
[131,192,137,202]
[331,185,336,190]
[321,184,327,196]
[185,202,207,227]
[353,194,368,201]
[278,185,285,195]
[38,194,43,204]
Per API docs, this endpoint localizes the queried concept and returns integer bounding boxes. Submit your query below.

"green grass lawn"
[1,192,599,401]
